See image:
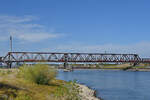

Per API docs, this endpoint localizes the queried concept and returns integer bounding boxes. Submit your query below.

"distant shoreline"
[58,67,150,72]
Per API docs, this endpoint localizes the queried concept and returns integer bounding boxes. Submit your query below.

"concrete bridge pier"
[64,62,67,69]
[64,54,68,69]
[64,54,73,71]
[133,63,137,66]
[6,62,12,68]
[63,62,73,72]
[133,62,139,66]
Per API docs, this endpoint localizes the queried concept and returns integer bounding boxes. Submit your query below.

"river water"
[57,69,150,100]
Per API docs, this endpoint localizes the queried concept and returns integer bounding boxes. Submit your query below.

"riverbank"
[126,68,150,72]
[0,66,82,100]
[77,84,101,100]
[0,69,101,100]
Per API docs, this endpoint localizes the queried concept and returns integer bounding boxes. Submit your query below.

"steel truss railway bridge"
[0,52,150,68]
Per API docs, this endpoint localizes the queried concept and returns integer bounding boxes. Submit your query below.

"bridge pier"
[64,62,67,69]
[133,62,139,66]
[6,62,12,68]
[64,54,68,69]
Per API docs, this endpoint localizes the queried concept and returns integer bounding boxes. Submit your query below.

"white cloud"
[0,15,61,42]
[15,33,58,42]
[0,15,37,23]
[42,42,150,57]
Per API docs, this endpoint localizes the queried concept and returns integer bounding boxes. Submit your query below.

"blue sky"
[0,0,150,57]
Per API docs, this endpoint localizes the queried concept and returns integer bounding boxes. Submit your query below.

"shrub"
[18,64,57,85]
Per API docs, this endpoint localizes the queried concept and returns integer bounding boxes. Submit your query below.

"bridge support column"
[64,54,68,69]
[64,62,67,69]
[133,62,138,66]
[6,62,12,68]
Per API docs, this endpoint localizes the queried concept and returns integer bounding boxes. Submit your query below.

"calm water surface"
[57,69,150,100]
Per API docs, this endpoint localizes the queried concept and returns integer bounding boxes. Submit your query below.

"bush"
[18,64,57,85]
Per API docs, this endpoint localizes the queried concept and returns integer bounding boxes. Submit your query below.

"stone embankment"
[77,84,101,100]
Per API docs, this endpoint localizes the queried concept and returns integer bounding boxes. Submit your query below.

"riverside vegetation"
[0,64,81,100]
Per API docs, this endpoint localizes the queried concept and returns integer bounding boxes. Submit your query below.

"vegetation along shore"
[0,64,100,100]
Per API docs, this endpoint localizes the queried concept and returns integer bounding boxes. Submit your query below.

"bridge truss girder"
[1,52,150,68]
[1,52,141,62]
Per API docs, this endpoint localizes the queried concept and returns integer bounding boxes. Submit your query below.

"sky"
[0,0,150,57]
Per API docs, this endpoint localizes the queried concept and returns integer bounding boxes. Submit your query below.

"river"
[57,69,150,100]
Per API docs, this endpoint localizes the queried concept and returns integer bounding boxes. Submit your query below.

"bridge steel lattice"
[1,52,150,68]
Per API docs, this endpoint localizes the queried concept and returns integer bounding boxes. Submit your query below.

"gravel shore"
[77,84,101,100]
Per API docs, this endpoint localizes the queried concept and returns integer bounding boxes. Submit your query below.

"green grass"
[0,64,81,100]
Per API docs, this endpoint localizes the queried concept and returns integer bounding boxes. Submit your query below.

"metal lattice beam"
[1,52,144,63]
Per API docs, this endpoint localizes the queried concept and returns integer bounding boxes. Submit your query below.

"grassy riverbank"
[0,65,81,100]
